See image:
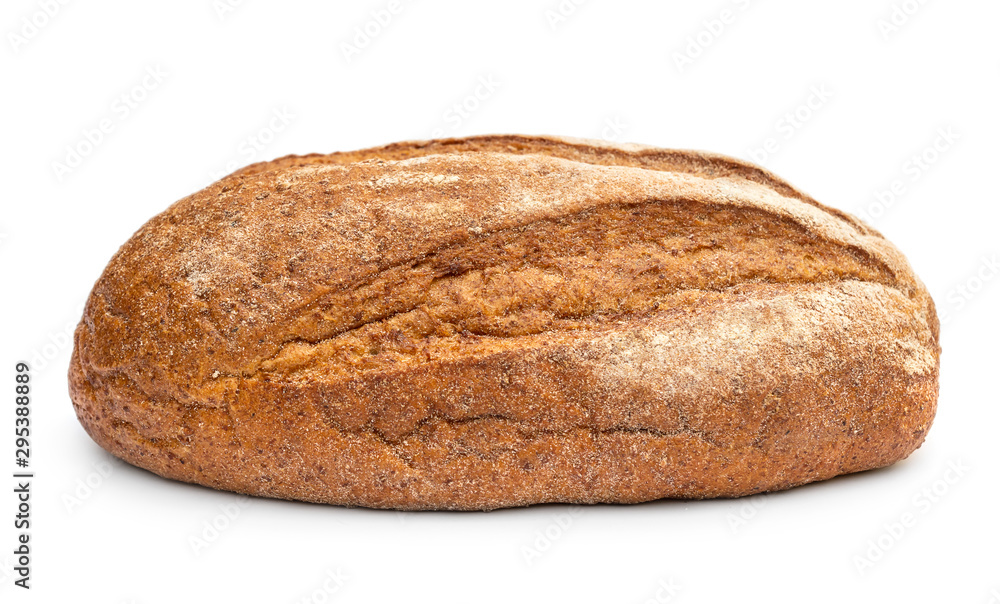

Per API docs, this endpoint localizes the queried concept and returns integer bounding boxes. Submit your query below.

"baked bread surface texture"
[68,134,940,510]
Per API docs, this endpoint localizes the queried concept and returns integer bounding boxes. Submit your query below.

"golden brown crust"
[68,134,940,510]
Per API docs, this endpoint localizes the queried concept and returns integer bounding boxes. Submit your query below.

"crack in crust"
[251,197,899,380]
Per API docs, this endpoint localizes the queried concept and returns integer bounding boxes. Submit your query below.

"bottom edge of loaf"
[69,357,936,511]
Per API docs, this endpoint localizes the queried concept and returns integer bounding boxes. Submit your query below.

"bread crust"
[68,134,940,510]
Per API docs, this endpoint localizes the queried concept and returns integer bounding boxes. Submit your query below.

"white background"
[1,0,998,602]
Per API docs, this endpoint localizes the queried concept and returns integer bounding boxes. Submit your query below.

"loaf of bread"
[68,135,940,510]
